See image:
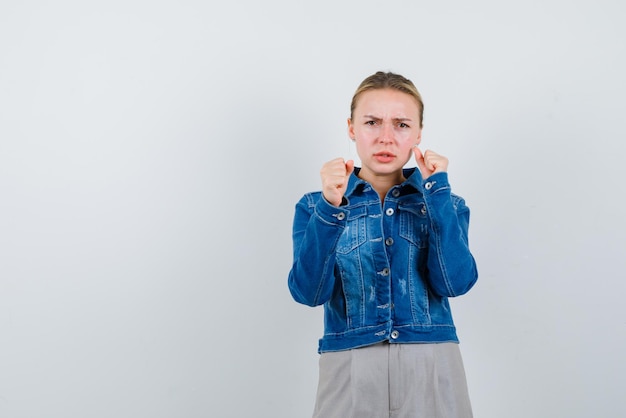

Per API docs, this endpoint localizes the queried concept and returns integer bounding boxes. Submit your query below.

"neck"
[357,168,405,202]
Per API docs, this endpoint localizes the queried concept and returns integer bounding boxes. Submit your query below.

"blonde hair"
[350,71,424,127]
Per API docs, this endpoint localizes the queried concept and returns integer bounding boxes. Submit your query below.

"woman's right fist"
[320,158,355,207]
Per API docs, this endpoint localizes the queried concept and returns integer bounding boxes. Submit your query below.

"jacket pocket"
[335,206,368,255]
[398,202,429,249]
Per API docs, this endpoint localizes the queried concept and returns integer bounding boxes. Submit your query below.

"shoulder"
[450,192,470,212]
[296,191,323,209]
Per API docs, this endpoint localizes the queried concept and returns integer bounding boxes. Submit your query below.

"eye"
[398,122,410,128]
[365,120,377,126]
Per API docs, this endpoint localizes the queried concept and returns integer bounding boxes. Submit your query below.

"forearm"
[288,195,347,306]
[423,173,478,297]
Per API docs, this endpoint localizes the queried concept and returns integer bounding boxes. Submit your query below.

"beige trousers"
[312,342,472,418]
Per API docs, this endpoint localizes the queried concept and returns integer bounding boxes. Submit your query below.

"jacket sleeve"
[422,172,478,297]
[287,193,349,306]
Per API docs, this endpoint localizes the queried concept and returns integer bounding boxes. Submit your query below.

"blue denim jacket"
[288,167,478,353]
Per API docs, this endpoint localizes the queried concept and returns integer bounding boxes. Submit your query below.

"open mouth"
[373,152,396,163]
[374,152,396,158]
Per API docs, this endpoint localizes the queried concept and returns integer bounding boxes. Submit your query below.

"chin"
[369,163,404,174]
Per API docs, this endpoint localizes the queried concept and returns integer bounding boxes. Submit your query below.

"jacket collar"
[346,167,425,196]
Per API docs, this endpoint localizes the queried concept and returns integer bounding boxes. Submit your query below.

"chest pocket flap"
[398,202,429,248]
[335,205,368,254]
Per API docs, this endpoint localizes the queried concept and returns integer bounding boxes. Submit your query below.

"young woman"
[288,71,478,417]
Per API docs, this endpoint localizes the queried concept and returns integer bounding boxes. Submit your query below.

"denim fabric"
[288,168,478,353]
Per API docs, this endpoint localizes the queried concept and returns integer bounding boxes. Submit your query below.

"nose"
[379,122,394,144]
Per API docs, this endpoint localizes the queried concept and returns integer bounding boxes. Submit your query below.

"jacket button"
[381,268,390,276]
[385,208,394,216]
[391,189,400,197]
[424,182,433,190]
[390,330,399,339]
[336,212,345,220]
[385,237,394,246]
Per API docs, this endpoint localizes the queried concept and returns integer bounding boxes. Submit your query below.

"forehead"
[354,88,420,117]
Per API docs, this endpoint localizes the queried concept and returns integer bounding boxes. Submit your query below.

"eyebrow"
[362,114,413,122]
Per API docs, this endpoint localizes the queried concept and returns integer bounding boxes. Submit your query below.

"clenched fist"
[413,147,448,179]
[320,158,355,207]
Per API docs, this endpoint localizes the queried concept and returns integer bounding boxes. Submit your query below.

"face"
[348,88,422,179]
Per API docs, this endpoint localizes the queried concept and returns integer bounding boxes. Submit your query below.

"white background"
[1,1,625,417]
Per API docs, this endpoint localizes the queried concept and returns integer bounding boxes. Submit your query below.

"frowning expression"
[348,88,422,178]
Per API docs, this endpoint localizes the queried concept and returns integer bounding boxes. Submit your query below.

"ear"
[347,117,355,140]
